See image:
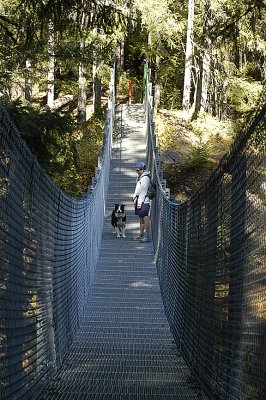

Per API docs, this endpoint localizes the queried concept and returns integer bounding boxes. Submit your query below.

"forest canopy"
[0,0,265,197]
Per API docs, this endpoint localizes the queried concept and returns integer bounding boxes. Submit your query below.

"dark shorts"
[135,203,150,217]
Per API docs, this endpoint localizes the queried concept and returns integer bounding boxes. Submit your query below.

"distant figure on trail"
[132,161,151,243]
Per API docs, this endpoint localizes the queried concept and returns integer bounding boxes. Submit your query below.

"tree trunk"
[194,54,202,117]
[25,59,32,102]
[93,75,101,115]
[200,48,210,112]
[120,39,125,72]
[191,0,213,119]
[194,48,211,117]
[154,54,161,115]
[115,39,125,72]
[182,0,194,123]
[77,57,86,124]
[47,21,55,109]
[92,28,101,116]
[77,51,87,123]
[77,3,87,123]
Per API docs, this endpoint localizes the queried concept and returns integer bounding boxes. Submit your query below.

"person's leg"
[132,216,145,240]
[139,216,145,237]
[143,215,150,239]
[139,216,151,242]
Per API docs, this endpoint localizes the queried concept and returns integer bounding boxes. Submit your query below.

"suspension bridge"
[0,66,265,400]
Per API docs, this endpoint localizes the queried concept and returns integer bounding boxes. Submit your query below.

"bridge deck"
[40,105,202,399]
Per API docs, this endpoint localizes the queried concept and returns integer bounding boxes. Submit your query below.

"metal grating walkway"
[40,104,203,400]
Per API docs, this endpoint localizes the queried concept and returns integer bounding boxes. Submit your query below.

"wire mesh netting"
[146,64,266,398]
[1,59,265,400]
[0,69,115,400]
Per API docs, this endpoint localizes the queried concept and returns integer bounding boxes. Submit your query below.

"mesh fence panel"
[0,68,115,400]
[1,61,265,400]
[146,66,266,399]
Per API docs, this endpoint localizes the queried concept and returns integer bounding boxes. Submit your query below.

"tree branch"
[0,16,17,44]
[210,5,256,42]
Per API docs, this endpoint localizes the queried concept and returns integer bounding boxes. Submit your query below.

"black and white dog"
[111,204,126,238]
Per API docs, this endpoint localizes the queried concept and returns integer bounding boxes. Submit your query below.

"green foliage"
[189,112,234,139]
[227,78,263,114]
[55,79,79,97]
[135,0,184,48]
[96,64,111,91]
[160,55,183,109]
[155,110,234,175]
[123,11,147,79]
[185,115,214,168]
[2,97,78,195]
[2,96,75,161]
[186,141,213,168]
[116,72,142,103]
[75,116,105,195]
[2,96,106,198]
[189,112,234,162]
[0,0,264,201]
[155,113,179,149]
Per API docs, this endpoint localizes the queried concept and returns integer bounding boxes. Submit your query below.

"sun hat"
[135,161,146,170]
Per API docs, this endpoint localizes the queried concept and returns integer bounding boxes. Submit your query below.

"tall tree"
[182,0,194,122]
[24,59,32,102]
[47,20,55,109]
[77,0,87,122]
[135,0,183,113]
[193,0,211,117]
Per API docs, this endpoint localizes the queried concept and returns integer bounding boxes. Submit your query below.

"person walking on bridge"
[132,161,151,243]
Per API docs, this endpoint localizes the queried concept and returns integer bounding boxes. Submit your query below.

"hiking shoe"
[139,236,151,243]
[132,235,144,241]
